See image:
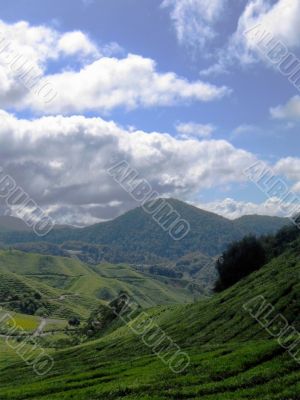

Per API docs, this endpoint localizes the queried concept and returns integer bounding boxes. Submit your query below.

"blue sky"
[0,0,300,224]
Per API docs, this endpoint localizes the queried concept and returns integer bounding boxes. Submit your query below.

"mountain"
[234,214,290,237]
[0,216,74,234]
[0,216,30,232]
[0,226,299,399]
[0,199,289,263]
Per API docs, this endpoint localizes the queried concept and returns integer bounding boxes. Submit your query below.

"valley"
[0,201,298,399]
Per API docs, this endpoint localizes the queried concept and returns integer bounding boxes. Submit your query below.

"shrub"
[215,236,266,292]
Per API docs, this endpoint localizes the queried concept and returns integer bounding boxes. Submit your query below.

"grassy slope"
[0,250,198,318]
[0,251,101,319]
[0,239,299,399]
[86,263,200,306]
[0,309,40,332]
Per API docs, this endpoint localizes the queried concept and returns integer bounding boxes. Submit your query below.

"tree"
[215,236,266,292]
[68,317,81,327]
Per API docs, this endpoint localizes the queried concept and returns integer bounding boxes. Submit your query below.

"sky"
[0,0,300,225]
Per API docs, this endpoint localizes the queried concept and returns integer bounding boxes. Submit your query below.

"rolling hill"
[0,226,299,399]
[0,249,201,320]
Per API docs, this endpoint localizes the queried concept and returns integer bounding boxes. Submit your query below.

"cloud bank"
[0,111,256,224]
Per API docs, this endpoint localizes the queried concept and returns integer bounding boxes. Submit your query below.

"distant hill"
[234,214,289,236]
[0,216,73,233]
[0,199,289,263]
[0,216,30,232]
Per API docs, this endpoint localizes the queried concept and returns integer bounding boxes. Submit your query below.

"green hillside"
[0,269,100,320]
[0,250,102,319]
[0,230,299,399]
[0,250,200,319]
[86,262,202,306]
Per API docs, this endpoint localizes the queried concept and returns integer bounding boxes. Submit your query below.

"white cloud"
[202,0,300,74]
[161,0,227,49]
[273,156,300,195]
[270,95,300,119]
[0,19,100,109]
[274,157,300,181]
[197,197,291,219]
[0,19,230,113]
[57,31,99,58]
[0,19,99,64]
[23,54,230,114]
[175,122,215,138]
[0,110,256,224]
[253,0,300,48]
[238,0,300,61]
[292,182,300,193]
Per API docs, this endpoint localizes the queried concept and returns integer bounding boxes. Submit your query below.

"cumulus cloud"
[23,54,230,114]
[0,19,99,64]
[270,96,300,119]
[0,111,256,224]
[0,19,230,113]
[0,19,101,110]
[161,0,227,49]
[175,122,215,138]
[202,0,300,75]
[197,197,291,219]
[234,0,300,59]
[57,31,99,58]
[274,157,300,181]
